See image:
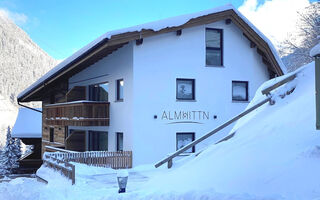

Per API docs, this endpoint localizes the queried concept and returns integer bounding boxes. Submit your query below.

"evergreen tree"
[1,126,21,174]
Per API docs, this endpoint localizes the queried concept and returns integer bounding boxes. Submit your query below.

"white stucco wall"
[66,20,271,167]
[68,42,134,152]
[132,21,270,166]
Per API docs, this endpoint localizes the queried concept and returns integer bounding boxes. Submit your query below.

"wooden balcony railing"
[44,101,110,126]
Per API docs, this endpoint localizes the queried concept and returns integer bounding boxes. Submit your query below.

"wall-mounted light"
[154,115,157,119]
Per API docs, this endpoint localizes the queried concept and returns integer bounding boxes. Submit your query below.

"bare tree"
[280,1,320,71]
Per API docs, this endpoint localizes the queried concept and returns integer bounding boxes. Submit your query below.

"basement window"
[206,28,223,66]
[232,81,249,102]
[176,132,195,153]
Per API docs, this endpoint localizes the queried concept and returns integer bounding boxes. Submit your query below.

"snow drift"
[140,61,320,199]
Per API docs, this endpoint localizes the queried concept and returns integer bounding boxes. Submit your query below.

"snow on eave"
[18,4,285,101]
[310,43,320,57]
[12,108,42,138]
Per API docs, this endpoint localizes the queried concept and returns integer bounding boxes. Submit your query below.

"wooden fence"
[48,151,132,169]
[43,154,75,185]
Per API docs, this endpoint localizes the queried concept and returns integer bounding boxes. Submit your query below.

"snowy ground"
[1,62,320,200]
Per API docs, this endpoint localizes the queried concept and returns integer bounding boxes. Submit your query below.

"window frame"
[205,28,223,66]
[176,78,195,101]
[88,81,109,101]
[116,79,124,101]
[232,80,249,102]
[49,127,54,143]
[176,132,195,153]
[116,132,124,152]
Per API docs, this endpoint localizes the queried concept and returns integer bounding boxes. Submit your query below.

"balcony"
[44,101,110,126]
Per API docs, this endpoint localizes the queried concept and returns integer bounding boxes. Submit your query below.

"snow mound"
[142,62,320,199]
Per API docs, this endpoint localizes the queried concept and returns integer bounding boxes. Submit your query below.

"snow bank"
[142,62,320,199]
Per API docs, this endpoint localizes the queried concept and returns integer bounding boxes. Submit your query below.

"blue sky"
[0,0,314,60]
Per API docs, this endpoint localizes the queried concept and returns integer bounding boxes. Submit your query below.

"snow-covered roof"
[310,43,320,57]
[18,4,286,102]
[12,108,42,138]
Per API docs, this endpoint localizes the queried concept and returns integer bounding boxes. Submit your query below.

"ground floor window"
[49,127,54,142]
[176,132,195,153]
[232,81,249,101]
[88,131,108,151]
[116,132,123,151]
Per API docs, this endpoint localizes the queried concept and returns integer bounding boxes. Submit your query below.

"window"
[89,82,109,101]
[116,79,124,101]
[206,28,223,66]
[232,81,249,101]
[49,128,54,142]
[116,132,123,151]
[176,79,195,100]
[176,132,195,153]
[88,131,108,151]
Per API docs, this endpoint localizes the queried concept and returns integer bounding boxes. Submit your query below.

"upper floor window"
[116,79,124,101]
[206,28,223,66]
[176,79,195,100]
[232,81,248,102]
[89,82,109,101]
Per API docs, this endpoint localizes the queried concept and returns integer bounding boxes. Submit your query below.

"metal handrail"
[155,72,298,168]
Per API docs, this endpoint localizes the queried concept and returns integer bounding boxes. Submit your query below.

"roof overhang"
[18,6,285,102]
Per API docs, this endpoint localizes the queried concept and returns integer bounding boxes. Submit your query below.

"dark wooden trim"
[136,38,143,45]
[232,80,249,102]
[44,101,110,126]
[176,78,195,100]
[176,132,195,153]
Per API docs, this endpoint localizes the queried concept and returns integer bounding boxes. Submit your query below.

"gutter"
[18,101,42,113]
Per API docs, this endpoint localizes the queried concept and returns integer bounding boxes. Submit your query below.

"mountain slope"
[0,12,57,146]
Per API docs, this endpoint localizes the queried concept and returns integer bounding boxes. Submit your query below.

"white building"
[18,5,286,167]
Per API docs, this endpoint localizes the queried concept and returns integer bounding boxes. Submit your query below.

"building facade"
[18,5,286,166]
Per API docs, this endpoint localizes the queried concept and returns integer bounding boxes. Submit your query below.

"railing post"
[167,159,173,169]
[71,164,75,185]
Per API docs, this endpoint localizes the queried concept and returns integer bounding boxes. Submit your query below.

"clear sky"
[0,0,315,60]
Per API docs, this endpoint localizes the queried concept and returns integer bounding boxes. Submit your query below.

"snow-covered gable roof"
[18,4,286,102]
[310,43,320,57]
[12,108,42,138]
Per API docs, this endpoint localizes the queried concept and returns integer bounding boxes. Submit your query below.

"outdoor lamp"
[117,170,129,193]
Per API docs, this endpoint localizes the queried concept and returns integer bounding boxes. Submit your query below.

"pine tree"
[1,126,21,174]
